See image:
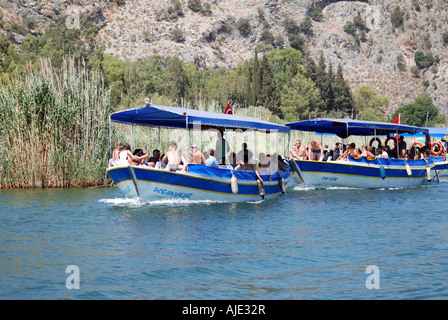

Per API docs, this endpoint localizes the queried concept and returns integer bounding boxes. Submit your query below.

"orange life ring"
[411,141,424,149]
[430,141,443,155]
[369,137,382,148]
[384,136,396,148]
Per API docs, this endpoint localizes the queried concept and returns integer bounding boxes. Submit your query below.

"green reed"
[0,58,111,188]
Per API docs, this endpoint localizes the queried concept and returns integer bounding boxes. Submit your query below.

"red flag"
[224,103,233,115]
[393,114,401,124]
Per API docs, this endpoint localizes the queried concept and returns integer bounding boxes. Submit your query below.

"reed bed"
[0,58,111,188]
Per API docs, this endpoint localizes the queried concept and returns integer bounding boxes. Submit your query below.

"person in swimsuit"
[161,142,187,171]
[290,140,307,160]
[307,140,323,161]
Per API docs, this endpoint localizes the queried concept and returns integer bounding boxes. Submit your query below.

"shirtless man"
[348,143,362,159]
[290,140,307,160]
[189,144,206,164]
[306,140,323,161]
[161,142,187,171]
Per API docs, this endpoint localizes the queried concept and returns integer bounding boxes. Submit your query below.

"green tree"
[390,6,404,28]
[259,55,281,116]
[333,64,354,117]
[237,18,251,37]
[188,0,202,12]
[353,85,388,121]
[280,72,322,121]
[392,94,439,127]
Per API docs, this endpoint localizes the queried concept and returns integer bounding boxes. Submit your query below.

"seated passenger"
[376,146,389,159]
[235,151,263,182]
[348,143,362,159]
[258,153,270,172]
[161,142,187,171]
[117,143,137,166]
[189,144,205,164]
[290,140,307,160]
[148,149,161,167]
[112,142,123,162]
[205,149,219,168]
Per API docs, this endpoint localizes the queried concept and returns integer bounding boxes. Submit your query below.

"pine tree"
[314,51,330,114]
[260,55,281,116]
[333,63,355,117]
[252,48,261,106]
[326,61,335,114]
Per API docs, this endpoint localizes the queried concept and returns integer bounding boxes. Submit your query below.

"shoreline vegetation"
[1,14,446,189]
[0,57,111,188]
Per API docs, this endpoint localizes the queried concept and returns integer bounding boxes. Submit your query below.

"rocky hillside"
[1,0,448,116]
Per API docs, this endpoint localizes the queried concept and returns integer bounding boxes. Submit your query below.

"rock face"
[1,0,448,116]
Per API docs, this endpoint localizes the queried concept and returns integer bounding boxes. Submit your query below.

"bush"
[310,7,324,22]
[188,0,202,12]
[283,17,299,35]
[171,28,185,42]
[390,6,404,28]
[237,18,251,37]
[443,31,448,46]
[414,50,436,69]
[344,21,357,35]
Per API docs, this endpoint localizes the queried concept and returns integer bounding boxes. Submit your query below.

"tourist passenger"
[190,144,206,165]
[117,143,136,166]
[236,143,250,164]
[376,146,389,159]
[205,149,219,168]
[290,140,307,160]
[235,151,263,182]
[306,140,323,161]
[258,153,270,172]
[161,142,187,171]
[361,145,375,160]
[348,143,362,159]
[112,142,123,162]
[148,149,160,167]
[399,149,407,160]
[332,143,341,160]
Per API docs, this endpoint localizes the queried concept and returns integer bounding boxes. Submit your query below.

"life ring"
[369,137,382,148]
[431,141,443,156]
[384,136,396,148]
[411,141,424,149]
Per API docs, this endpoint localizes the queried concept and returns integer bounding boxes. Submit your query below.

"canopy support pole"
[131,122,134,150]
[186,116,190,163]
[158,127,161,151]
[109,115,112,159]
[396,129,399,158]
[374,128,377,156]
[254,130,257,165]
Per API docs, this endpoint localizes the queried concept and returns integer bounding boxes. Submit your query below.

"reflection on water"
[1,182,448,299]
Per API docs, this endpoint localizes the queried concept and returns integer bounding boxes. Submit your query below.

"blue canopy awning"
[110,104,290,133]
[402,127,447,138]
[286,118,429,138]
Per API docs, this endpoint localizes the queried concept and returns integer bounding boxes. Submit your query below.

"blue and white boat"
[106,104,291,202]
[286,118,435,189]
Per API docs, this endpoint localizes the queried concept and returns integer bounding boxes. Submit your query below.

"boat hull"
[428,157,448,177]
[289,158,433,189]
[107,164,290,202]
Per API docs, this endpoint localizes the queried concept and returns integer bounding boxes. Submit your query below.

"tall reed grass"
[0,58,111,188]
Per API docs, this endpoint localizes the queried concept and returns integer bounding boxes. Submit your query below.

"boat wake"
[99,197,229,207]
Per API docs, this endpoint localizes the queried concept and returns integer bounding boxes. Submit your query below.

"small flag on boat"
[224,103,233,115]
[393,114,401,124]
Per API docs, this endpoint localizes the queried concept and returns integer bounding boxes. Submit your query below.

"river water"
[1,180,448,300]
